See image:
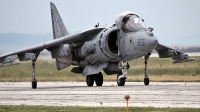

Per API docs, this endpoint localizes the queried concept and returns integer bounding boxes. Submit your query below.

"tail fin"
[50,2,70,39]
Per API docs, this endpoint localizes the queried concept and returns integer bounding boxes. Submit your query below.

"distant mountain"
[0,33,52,53]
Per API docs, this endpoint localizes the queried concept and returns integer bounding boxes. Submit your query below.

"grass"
[0,105,200,112]
[0,56,200,82]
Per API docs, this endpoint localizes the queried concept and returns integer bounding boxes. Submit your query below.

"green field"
[0,105,200,112]
[0,56,200,82]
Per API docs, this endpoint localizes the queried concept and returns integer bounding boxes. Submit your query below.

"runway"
[0,82,200,108]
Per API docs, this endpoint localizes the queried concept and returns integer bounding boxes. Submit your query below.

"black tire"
[95,72,103,86]
[144,77,149,85]
[32,80,37,89]
[117,74,126,86]
[86,75,95,86]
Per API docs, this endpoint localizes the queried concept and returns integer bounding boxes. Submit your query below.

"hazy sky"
[0,0,200,52]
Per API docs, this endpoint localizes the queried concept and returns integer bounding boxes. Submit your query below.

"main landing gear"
[86,72,103,87]
[144,54,150,85]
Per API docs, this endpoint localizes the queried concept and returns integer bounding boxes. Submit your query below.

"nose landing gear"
[117,74,126,86]
[117,61,128,86]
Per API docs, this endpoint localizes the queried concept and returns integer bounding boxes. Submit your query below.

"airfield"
[0,82,200,108]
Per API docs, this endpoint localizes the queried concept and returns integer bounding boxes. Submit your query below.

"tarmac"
[0,82,200,108]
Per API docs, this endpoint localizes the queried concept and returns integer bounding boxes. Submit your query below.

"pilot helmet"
[115,11,135,29]
[115,11,146,32]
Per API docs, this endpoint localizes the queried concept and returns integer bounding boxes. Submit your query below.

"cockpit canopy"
[115,11,146,32]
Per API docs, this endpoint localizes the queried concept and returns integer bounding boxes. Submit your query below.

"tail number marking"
[137,39,145,46]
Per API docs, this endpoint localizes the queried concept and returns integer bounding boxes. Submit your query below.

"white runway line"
[0,82,200,108]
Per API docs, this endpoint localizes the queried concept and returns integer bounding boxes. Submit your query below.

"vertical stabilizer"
[50,2,70,39]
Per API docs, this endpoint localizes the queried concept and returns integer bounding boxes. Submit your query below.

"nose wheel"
[117,74,126,86]
[117,61,128,86]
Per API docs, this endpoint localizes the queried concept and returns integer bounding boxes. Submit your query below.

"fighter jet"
[0,2,194,89]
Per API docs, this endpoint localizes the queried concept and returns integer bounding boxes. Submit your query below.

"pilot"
[115,11,135,30]
[115,11,146,32]
[115,11,147,48]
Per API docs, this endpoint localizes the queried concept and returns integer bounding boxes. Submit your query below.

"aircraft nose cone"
[134,30,158,52]
[143,30,158,49]
[150,36,158,48]
[153,40,159,45]
[147,34,158,51]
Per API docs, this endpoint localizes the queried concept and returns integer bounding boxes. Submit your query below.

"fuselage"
[74,25,158,66]
[70,12,159,67]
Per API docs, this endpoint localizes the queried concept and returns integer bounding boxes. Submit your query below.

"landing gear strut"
[32,60,37,89]
[117,61,127,86]
[31,52,40,89]
[144,54,150,85]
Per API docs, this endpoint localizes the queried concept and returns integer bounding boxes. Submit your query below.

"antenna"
[95,22,99,28]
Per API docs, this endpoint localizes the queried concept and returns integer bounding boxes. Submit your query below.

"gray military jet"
[0,2,194,89]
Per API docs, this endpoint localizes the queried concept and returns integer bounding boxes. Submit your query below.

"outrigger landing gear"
[31,52,40,89]
[117,61,127,86]
[32,60,37,89]
[144,54,150,85]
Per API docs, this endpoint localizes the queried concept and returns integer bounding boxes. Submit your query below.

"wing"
[0,28,104,67]
[0,2,105,67]
[155,44,195,63]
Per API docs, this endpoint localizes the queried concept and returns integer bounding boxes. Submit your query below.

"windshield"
[124,15,146,32]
